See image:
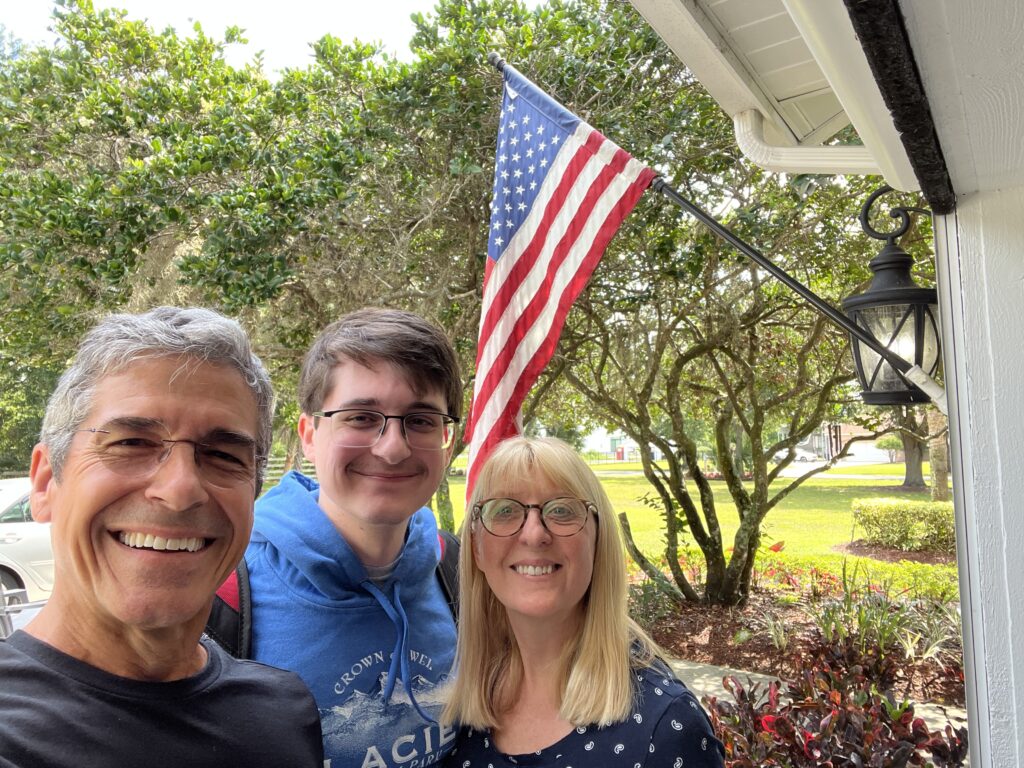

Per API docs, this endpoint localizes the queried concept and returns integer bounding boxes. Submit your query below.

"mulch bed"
[647,542,964,707]
[834,539,956,566]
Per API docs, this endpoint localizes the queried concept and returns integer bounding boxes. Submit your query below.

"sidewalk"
[670,658,968,736]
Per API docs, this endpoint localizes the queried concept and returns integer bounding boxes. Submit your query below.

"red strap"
[438,532,446,559]
[216,570,241,611]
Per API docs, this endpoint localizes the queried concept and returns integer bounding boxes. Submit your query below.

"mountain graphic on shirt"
[320,671,454,759]
[321,671,451,728]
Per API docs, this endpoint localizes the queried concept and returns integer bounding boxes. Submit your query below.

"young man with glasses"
[1,307,323,767]
[240,308,462,768]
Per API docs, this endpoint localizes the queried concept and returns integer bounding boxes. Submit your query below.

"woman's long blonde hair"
[442,436,661,729]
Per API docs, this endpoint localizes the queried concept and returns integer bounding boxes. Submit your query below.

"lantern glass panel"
[856,303,917,393]
[920,304,941,376]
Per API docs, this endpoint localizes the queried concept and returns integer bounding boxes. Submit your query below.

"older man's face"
[30,356,259,635]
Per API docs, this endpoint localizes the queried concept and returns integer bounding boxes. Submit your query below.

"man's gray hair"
[41,306,274,491]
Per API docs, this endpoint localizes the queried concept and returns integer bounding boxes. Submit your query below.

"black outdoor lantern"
[648,175,947,413]
[842,186,941,405]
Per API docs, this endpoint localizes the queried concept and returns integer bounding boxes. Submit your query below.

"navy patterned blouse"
[444,661,724,768]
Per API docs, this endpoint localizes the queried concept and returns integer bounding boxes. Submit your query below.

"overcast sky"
[4,1,434,73]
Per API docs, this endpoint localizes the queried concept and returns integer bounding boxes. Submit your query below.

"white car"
[773,447,819,463]
[0,481,54,606]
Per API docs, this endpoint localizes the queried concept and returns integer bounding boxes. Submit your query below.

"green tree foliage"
[0,361,59,473]
[0,0,926,574]
[0,0,364,369]
[876,433,904,462]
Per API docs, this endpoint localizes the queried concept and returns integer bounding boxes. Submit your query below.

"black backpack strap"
[205,560,252,659]
[435,530,460,625]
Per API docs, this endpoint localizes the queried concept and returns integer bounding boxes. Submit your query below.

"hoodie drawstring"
[362,580,434,723]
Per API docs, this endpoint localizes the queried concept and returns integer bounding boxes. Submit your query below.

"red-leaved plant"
[704,663,968,767]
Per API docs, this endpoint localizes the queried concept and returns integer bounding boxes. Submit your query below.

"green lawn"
[450,456,928,477]
[441,470,937,561]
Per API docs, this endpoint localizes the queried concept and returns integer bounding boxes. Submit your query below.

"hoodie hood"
[250,470,441,603]
[246,469,455,738]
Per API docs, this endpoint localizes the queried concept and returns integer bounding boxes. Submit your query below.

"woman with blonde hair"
[442,436,723,767]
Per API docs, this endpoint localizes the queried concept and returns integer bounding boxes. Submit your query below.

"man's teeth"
[515,564,554,576]
[118,531,206,552]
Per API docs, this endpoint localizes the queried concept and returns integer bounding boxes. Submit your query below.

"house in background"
[583,428,662,462]
[626,0,1022,765]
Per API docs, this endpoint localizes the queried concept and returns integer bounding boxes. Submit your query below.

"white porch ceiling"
[628,0,919,190]
[630,0,1024,200]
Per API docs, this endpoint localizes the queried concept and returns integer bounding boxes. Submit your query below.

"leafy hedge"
[633,548,961,602]
[853,498,956,553]
[753,551,959,602]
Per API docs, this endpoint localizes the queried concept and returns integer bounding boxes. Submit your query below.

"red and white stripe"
[465,122,654,495]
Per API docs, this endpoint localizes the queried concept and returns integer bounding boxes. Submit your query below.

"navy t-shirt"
[0,630,323,768]
[445,661,724,767]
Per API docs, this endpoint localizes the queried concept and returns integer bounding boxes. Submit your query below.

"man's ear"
[297,413,317,463]
[29,444,55,523]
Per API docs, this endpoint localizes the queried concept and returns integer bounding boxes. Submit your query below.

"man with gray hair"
[0,306,323,767]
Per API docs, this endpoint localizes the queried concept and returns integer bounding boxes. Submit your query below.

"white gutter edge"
[781,0,920,191]
[733,110,882,176]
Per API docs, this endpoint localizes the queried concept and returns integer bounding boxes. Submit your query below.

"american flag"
[464,59,656,495]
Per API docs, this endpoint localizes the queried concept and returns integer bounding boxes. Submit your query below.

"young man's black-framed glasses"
[313,408,459,451]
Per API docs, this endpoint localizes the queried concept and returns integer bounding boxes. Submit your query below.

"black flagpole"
[649,177,912,378]
[485,53,947,412]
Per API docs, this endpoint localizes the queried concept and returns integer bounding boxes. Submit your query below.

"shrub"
[915,504,957,552]
[853,498,956,553]
[705,667,969,767]
[628,577,678,630]
[754,551,960,603]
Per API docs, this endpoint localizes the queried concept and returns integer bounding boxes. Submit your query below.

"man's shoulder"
[203,638,316,698]
[0,631,40,672]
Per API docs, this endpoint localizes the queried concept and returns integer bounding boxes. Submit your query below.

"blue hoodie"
[246,471,457,768]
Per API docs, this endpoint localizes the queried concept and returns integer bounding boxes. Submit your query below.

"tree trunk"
[926,408,951,501]
[703,521,757,606]
[703,553,749,606]
[434,474,455,533]
[619,513,691,604]
[282,429,303,474]
[732,420,745,476]
[896,408,928,489]
[901,435,926,488]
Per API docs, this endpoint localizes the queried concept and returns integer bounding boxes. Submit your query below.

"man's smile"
[115,530,211,552]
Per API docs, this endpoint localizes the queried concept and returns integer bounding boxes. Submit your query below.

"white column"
[934,185,1024,767]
